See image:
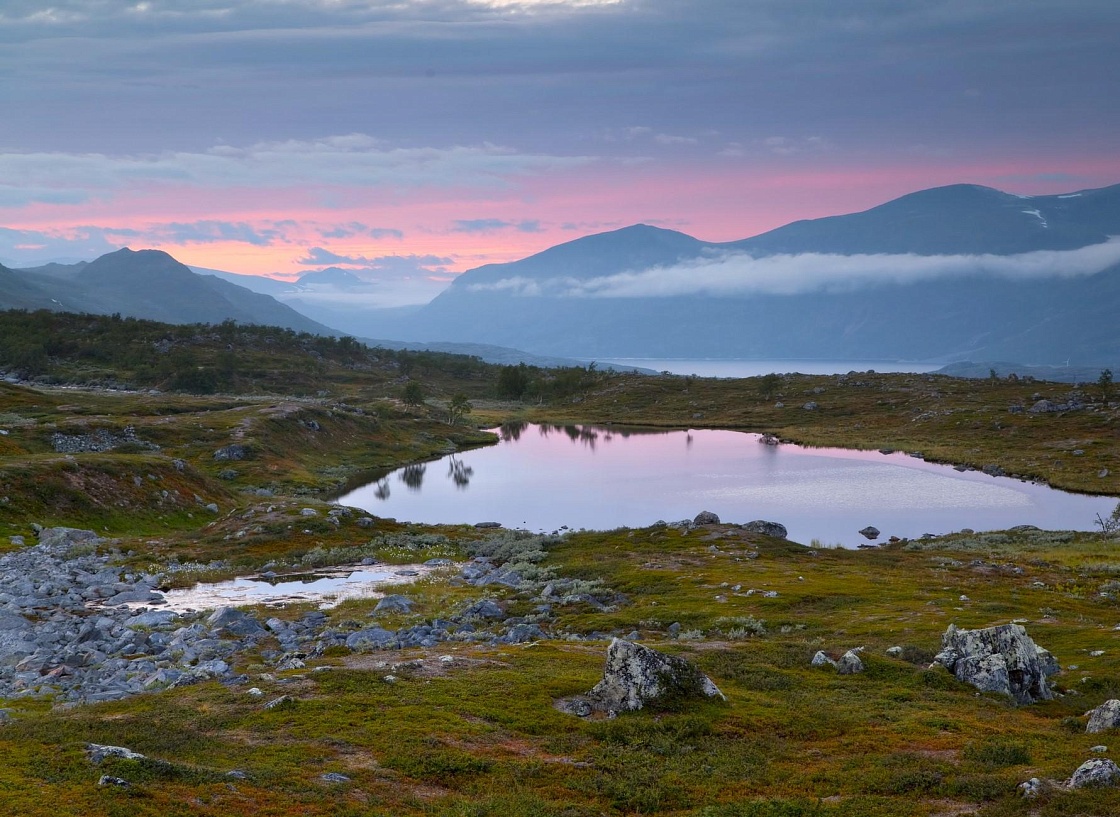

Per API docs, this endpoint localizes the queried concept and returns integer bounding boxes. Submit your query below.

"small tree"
[758,373,782,401]
[401,380,425,407]
[1095,501,1120,535]
[447,393,472,425]
[1098,369,1114,403]
[497,364,530,400]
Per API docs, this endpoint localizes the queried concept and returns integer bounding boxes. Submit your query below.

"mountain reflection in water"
[335,425,1118,548]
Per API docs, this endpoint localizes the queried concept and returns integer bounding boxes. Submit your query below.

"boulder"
[207,607,266,638]
[743,520,788,539]
[837,649,865,675]
[213,444,250,461]
[693,511,721,526]
[86,743,146,764]
[810,650,837,668]
[1087,699,1120,733]
[373,594,414,615]
[561,639,725,715]
[932,623,1057,704]
[859,526,880,540]
[345,627,398,651]
[1069,758,1120,789]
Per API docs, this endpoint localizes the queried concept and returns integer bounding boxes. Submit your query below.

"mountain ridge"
[378,181,1120,365]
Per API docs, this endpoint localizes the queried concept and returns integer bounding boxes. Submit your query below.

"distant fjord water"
[593,359,942,378]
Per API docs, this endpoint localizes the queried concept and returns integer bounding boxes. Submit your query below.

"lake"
[336,424,1117,547]
[593,359,943,378]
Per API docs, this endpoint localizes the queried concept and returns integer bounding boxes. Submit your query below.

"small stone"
[98,775,130,788]
[321,772,351,783]
[885,646,903,658]
[1018,777,1044,797]
[264,695,293,710]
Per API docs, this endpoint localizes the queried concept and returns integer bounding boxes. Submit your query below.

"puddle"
[129,562,452,613]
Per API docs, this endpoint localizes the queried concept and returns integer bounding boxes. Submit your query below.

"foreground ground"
[1,339,1119,816]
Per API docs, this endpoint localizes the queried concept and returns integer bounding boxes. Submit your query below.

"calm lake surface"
[337,425,1117,547]
[594,359,943,378]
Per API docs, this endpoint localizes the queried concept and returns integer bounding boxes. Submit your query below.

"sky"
[2,0,1119,306]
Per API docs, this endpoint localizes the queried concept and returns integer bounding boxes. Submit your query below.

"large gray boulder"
[743,520,788,539]
[1087,699,1120,733]
[693,511,720,526]
[561,639,724,715]
[1069,758,1120,788]
[932,623,1057,704]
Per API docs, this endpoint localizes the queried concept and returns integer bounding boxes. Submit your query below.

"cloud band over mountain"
[466,239,1120,299]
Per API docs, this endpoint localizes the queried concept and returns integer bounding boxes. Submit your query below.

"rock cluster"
[0,527,370,702]
[50,426,158,454]
[558,639,724,716]
[0,530,581,705]
[0,527,258,702]
[810,648,864,674]
[932,623,1058,704]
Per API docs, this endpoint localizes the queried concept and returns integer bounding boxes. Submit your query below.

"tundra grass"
[4,523,1120,815]
[3,362,1120,814]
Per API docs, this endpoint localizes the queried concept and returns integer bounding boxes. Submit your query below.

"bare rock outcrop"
[558,639,724,716]
[932,622,1058,704]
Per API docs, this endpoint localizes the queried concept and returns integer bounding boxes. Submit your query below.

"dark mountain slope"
[379,182,1120,364]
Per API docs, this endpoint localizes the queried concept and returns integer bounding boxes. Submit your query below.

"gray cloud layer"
[467,239,1120,299]
[0,136,592,207]
[4,1,1118,161]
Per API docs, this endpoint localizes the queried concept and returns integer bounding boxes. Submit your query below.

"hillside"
[7,249,339,336]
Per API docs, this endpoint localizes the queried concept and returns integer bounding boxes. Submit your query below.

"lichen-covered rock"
[810,650,836,668]
[213,444,250,461]
[837,649,865,675]
[1087,699,1120,733]
[86,743,146,764]
[561,639,724,715]
[932,623,1057,704]
[693,511,720,526]
[1069,758,1120,788]
[743,520,788,539]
